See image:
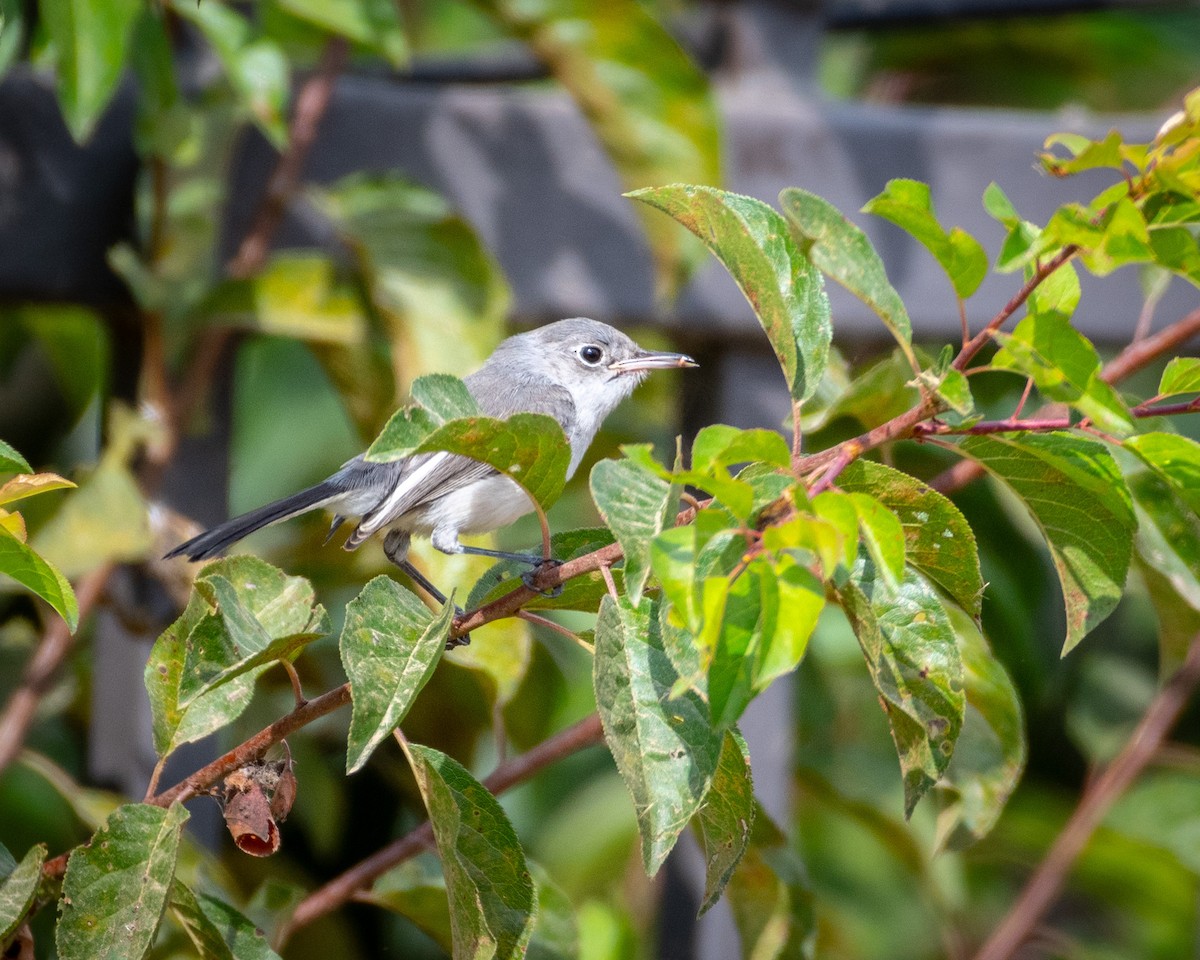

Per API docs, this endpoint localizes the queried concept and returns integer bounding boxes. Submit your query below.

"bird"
[166,318,697,614]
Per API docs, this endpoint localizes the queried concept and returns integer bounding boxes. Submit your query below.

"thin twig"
[953,247,1079,373]
[148,684,352,809]
[599,563,619,601]
[517,610,593,652]
[226,36,350,279]
[973,633,1200,960]
[0,563,115,775]
[930,305,1200,494]
[171,35,352,437]
[279,713,606,944]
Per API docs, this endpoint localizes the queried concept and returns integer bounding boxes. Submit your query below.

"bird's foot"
[521,558,563,598]
[446,605,471,649]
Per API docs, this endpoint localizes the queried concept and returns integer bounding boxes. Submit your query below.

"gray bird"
[166,318,696,608]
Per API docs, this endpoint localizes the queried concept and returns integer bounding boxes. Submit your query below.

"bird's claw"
[446,606,471,649]
[522,559,563,598]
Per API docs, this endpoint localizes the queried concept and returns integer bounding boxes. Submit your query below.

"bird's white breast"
[408,473,535,539]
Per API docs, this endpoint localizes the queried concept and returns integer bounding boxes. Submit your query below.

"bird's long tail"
[164,481,342,561]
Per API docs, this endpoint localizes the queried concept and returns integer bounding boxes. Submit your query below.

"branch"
[279,713,606,944]
[148,683,352,809]
[972,632,1200,960]
[172,35,351,435]
[0,564,115,775]
[931,304,1200,493]
[226,36,350,279]
[953,246,1079,373]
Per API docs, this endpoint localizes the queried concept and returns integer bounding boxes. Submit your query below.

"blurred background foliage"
[0,1,1198,959]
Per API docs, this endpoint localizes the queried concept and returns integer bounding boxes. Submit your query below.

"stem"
[0,564,115,775]
[517,610,593,652]
[226,36,350,279]
[170,36,352,438]
[953,247,1078,373]
[931,305,1200,494]
[795,395,942,476]
[148,684,352,808]
[973,633,1200,960]
[791,398,804,473]
[279,713,606,944]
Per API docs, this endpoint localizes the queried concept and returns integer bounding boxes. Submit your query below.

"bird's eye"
[578,345,604,365]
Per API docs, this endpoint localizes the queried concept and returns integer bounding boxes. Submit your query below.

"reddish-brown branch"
[148,683,352,809]
[279,713,606,943]
[931,304,1200,493]
[0,563,115,775]
[172,35,351,436]
[226,36,349,279]
[973,633,1200,960]
[794,396,943,476]
[953,246,1079,373]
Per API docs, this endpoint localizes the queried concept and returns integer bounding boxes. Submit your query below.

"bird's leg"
[383,531,470,648]
[431,531,563,598]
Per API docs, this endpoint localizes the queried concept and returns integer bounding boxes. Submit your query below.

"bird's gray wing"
[344,376,576,545]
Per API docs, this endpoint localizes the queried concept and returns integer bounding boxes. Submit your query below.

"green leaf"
[31,460,151,579]
[629,185,830,401]
[847,492,907,589]
[0,0,26,80]
[0,532,78,630]
[276,0,406,65]
[40,0,140,142]
[839,460,984,618]
[1129,471,1200,614]
[411,374,482,422]
[1137,553,1200,677]
[0,843,45,944]
[650,510,741,643]
[863,179,988,299]
[1126,433,1200,517]
[992,311,1134,435]
[594,594,722,875]
[360,855,453,950]
[341,577,451,774]
[779,187,916,371]
[145,558,322,758]
[0,440,30,474]
[128,8,189,159]
[982,183,1040,273]
[759,556,824,688]
[690,425,792,474]
[478,0,720,298]
[1040,129,1129,175]
[400,743,536,960]
[591,454,679,606]
[1159,357,1200,397]
[693,731,755,915]
[171,0,288,147]
[1148,225,1200,287]
[726,806,815,960]
[934,606,1025,851]
[525,863,579,960]
[178,558,329,707]
[170,882,283,960]
[840,565,965,818]
[202,253,367,345]
[57,803,189,960]
[312,173,510,375]
[959,432,1135,654]
[367,412,572,514]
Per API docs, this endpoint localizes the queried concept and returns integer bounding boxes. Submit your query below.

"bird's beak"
[608,350,698,373]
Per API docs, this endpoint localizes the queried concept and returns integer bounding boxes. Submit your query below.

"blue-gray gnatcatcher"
[167,318,696,609]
